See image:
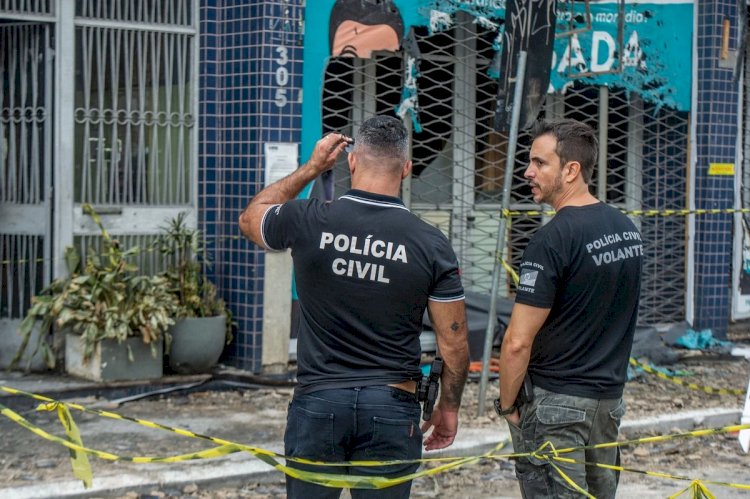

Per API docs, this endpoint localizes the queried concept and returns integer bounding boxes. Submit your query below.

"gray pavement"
[0,371,744,498]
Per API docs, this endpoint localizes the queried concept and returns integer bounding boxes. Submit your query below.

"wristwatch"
[493,398,517,416]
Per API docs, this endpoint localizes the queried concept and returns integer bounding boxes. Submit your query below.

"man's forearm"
[239,133,348,247]
[498,339,530,410]
[439,359,469,411]
[250,163,319,207]
[428,301,470,412]
[497,303,548,411]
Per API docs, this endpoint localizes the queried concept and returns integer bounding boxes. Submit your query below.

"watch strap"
[493,398,517,416]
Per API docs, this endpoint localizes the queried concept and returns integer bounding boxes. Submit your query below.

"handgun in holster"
[516,373,534,407]
[416,357,443,421]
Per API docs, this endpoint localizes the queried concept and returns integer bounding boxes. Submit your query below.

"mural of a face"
[329,0,404,58]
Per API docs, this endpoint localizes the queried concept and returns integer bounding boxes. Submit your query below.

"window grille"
[320,13,688,325]
[0,23,52,318]
[0,0,52,15]
[76,0,192,26]
[74,26,194,205]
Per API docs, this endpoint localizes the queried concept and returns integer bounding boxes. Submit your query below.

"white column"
[54,0,75,279]
[261,250,293,373]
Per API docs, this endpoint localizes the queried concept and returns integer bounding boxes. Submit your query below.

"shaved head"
[353,115,409,173]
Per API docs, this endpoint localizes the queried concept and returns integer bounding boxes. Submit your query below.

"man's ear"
[565,161,581,182]
[348,152,356,175]
[401,160,413,180]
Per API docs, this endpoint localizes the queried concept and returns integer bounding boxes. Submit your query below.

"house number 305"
[274,46,289,108]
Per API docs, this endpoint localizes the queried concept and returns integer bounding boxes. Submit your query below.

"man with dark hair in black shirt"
[496,119,643,498]
[239,115,469,499]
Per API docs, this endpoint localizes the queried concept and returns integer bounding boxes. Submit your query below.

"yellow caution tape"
[0,386,508,490]
[669,480,717,499]
[3,385,750,493]
[549,461,596,499]
[2,206,749,266]
[501,426,750,495]
[501,207,750,218]
[498,254,520,286]
[629,357,745,396]
[48,402,93,488]
[546,455,748,495]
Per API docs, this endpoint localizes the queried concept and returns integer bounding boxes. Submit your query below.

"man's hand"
[421,407,458,451]
[238,132,351,247]
[308,133,352,174]
[504,409,520,428]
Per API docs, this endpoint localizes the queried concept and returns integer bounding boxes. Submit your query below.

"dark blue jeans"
[284,386,423,499]
[508,386,626,499]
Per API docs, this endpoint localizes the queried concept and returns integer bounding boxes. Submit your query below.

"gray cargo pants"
[507,386,626,499]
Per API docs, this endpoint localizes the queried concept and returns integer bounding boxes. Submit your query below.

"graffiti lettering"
[552,30,645,75]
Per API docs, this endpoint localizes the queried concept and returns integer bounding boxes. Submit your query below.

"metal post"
[597,86,608,201]
[477,50,528,417]
[402,116,412,209]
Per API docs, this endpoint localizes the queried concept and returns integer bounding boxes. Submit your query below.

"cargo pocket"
[536,404,586,426]
[514,456,554,498]
[530,404,586,467]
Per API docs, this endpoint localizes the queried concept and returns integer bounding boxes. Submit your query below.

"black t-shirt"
[262,189,464,393]
[514,202,643,399]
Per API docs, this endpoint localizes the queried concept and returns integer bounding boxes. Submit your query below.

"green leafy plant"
[11,204,179,369]
[157,212,233,345]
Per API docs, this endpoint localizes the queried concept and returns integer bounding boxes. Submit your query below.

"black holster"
[416,357,443,421]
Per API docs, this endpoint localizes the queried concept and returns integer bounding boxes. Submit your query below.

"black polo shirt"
[515,202,643,399]
[262,189,464,393]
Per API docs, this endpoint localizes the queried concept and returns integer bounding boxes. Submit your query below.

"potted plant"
[11,204,178,381]
[157,213,233,374]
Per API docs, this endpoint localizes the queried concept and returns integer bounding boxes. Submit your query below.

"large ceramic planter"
[65,333,163,382]
[168,316,226,374]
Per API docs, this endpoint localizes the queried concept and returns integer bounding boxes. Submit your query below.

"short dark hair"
[355,115,408,164]
[531,119,598,184]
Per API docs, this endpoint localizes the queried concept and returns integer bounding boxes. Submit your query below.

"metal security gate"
[71,1,199,270]
[0,0,199,368]
[321,13,689,326]
[0,14,55,368]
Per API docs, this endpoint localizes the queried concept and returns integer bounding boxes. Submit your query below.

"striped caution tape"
[0,385,507,489]
[3,206,750,267]
[669,480,718,499]
[545,455,748,496]
[501,207,750,218]
[548,422,750,454]
[0,232,245,267]
[47,400,93,487]
[0,400,506,489]
[485,423,750,496]
[1,385,471,466]
[629,357,745,396]
[498,253,520,286]
[3,385,749,492]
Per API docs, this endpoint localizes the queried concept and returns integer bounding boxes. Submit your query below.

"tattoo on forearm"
[441,363,468,410]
